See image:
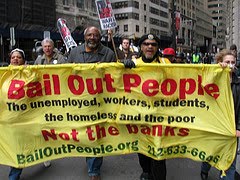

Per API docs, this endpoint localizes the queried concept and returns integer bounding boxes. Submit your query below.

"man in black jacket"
[68,26,116,180]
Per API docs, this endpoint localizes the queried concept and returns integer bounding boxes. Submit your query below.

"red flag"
[175,11,181,31]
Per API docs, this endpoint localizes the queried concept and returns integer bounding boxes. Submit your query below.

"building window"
[150,7,159,15]
[131,13,139,20]
[150,28,160,36]
[182,27,185,39]
[144,27,147,34]
[115,26,119,32]
[63,0,69,6]
[76,0,84,8]
[115,13,129,20]
[144,15,146,22]
[114,1,128,9]
[124,24,128,32]
[92,0,96,10]
[136,25,139,32]
[160,11,168,18]
[160,1,168,8]
[144,4,146,11]
[134,1,139,9]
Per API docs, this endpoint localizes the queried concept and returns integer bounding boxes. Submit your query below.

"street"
[0,154,222,180]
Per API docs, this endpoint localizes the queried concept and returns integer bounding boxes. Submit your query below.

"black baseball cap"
[138,34,161,46]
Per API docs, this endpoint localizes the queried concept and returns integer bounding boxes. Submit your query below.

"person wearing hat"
[8,48,54,180]
[175,52,185,63]
[123,34,171,68]
[8,48,25,180]
[123,34,171,180]
[162,47,176,63]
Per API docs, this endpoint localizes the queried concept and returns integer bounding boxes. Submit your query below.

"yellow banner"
[0,63,236,172]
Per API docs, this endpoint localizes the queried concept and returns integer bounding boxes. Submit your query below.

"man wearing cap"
[123,34,170,180]
[175,52,185,63]
[162,47,176,63]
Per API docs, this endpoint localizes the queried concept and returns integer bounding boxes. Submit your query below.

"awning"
[0,27,83,41]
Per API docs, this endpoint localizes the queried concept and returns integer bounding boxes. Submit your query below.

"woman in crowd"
[201,49,240,180]
[8,48,26,180]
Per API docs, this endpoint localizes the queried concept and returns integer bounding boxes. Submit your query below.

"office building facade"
[205,0,227,50]
[111,0,171,48]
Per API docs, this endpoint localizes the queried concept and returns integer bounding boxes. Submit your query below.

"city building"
[0,0,229,63]
[172,0,196,52]
[195,0,213,53]
[226,0,240,50]
[225,0,234,48]
[111,0,171,48]
[212,19,218,53]
[0,0,57,62]
[55,0,99,35]
[232,0,240,50]
[205,0,227,50]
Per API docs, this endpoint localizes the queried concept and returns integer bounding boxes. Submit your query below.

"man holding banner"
[68,26,116,180]
[123,34,171,180]
[0,36,237,180]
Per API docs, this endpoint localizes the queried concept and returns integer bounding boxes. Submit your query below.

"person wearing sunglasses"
[123,34,171,180]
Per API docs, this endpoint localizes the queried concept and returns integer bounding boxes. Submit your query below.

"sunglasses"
[142,42,158,47]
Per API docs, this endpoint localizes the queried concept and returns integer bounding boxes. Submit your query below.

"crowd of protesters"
[2,24,240,180]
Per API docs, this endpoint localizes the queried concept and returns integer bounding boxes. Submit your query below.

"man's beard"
[145,54,154,59]
[142,53,158,63]
[86,40,99,49]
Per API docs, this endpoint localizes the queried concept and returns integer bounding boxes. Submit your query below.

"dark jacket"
[35,48,66,65]
[116,48,134,60]
[231,72,240,130]
[68,43,116,63]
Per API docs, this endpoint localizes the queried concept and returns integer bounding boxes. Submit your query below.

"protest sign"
[95,0,117,30]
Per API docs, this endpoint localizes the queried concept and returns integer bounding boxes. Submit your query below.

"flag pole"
[108,29,119,61]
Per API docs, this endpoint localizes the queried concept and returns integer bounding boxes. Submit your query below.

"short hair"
[215,49,235,63]
[84,26,101,36]
[121,37,130,43]
[230,44,237,51]
[41,38,54,47]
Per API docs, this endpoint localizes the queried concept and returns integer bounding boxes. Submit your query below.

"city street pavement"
[0,153,223,180]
